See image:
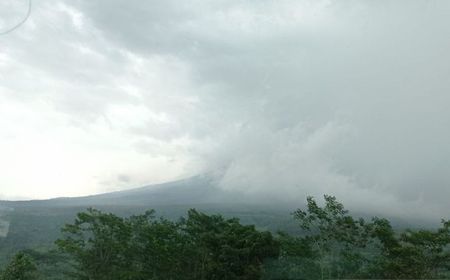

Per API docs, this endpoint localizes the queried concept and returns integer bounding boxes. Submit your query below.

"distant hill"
[0,174,298,265]
[2,173,242,208]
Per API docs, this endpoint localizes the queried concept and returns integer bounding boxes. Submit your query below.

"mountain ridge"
[0,173,245,208]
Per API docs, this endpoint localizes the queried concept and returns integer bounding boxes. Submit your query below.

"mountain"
[3,173,241,208]
[0,174,297,264]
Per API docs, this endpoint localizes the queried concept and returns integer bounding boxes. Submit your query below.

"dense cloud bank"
[1,0,450,219]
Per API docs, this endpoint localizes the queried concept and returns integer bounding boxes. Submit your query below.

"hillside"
[0,173,435,268]
[0,174,297,265]
[2,173,238,208]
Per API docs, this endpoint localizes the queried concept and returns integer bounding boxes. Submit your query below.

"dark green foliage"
[56,208,280,280]
[0,252,37,280]
[55,208,136,279]
[183,209,280,280]
[19,249,76,280]
[368,218,450,279]
[127,211,193,279]
[0,203,295,267]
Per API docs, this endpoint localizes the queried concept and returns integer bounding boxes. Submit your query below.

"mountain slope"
[0,174,296,265]
[2,173,243,208]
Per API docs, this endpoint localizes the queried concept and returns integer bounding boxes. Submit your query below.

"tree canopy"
[55,208,279,280]
[2,195,450,279]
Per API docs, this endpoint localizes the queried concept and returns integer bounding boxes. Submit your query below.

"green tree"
[55,208,134,280]
[292,195,372,279]
[56,208,279,280]
[183,209,280,280]
[127,212,194,280]
[0,252,37,280]
[368,218,450,279]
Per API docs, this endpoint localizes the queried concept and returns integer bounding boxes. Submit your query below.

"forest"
[1,195,449,280]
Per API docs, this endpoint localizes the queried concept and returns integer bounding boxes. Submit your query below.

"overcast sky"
[1,0,450,218]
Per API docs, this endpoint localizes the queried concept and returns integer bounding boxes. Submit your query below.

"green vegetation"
[1,195,450,279]
[0,252,37,280]
[55,208,279,280]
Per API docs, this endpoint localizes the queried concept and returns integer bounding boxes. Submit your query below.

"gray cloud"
[1,0,450,219]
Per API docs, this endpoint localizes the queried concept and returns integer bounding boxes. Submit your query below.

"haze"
[1,0,450,218]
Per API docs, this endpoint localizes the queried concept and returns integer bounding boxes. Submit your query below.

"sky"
[1,0,450,218]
